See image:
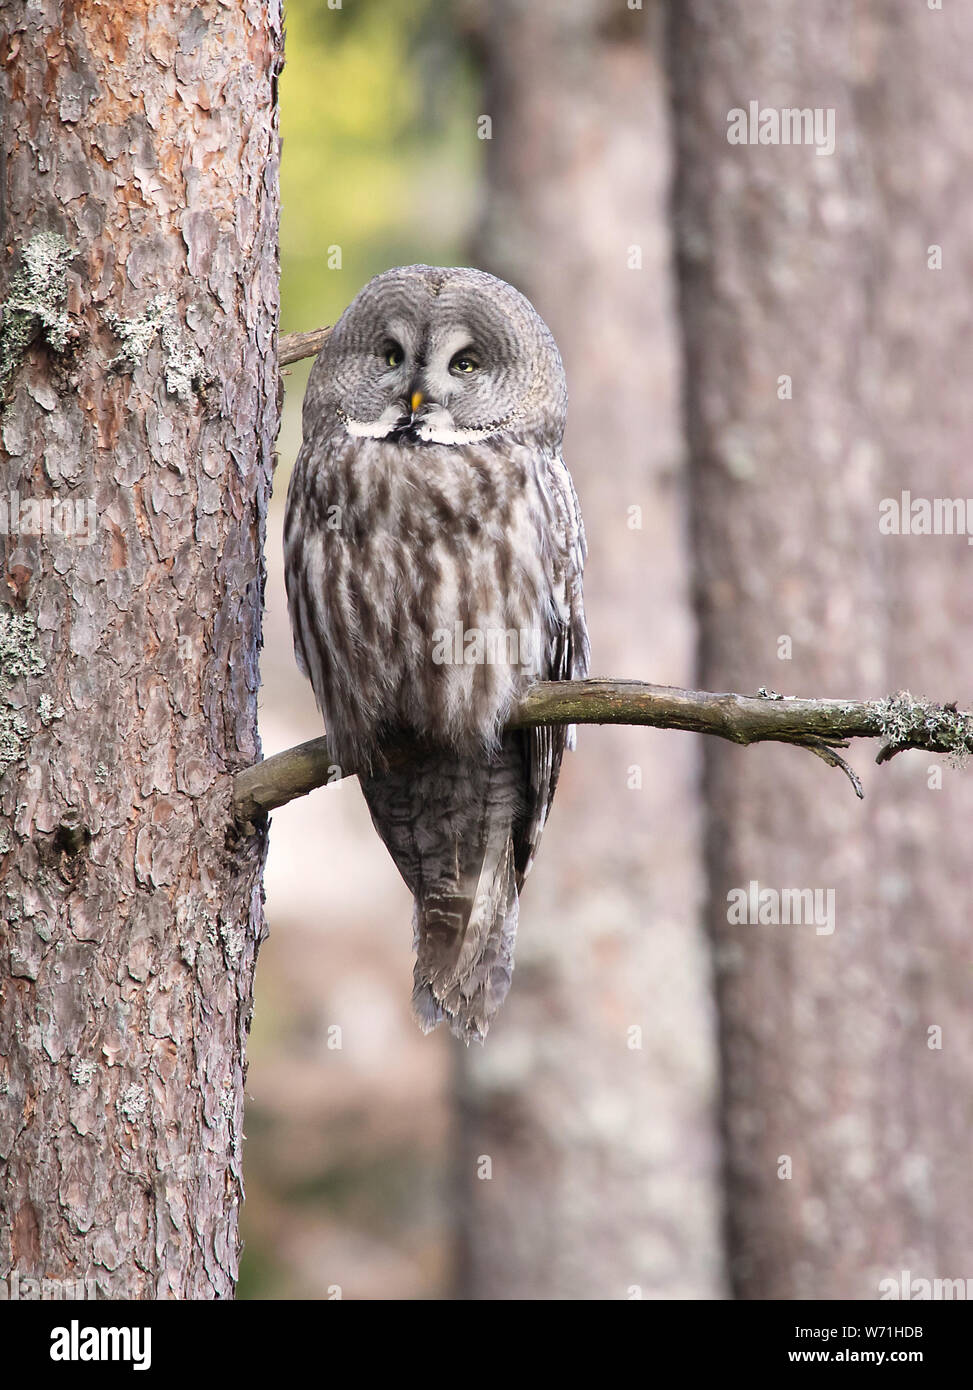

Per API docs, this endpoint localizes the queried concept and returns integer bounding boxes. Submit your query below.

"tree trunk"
[459,0,724,1299]
[671,0,973,1297]
[0,1,281,1298]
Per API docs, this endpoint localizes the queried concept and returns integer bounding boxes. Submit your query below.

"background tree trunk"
[671,0,973,1297]
[0,1,281,1298]
[458,0,724,1300]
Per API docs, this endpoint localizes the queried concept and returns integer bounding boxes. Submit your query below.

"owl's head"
[310,265,567,448]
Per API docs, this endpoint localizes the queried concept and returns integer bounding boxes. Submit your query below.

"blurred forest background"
[239,0,973,1299]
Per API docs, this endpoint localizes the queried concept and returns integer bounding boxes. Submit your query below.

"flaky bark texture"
[459,0,723,1299]
[671,1,973,1297]
[0,1,281,1297]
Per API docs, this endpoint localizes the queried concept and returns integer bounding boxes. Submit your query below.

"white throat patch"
[341,415,499,446]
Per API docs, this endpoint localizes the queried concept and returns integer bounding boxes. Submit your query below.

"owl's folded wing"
[512,452,589,888]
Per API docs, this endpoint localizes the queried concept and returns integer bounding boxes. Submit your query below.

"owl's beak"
[410,390,424,413]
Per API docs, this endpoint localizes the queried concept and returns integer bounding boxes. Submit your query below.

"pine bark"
[0,1,281,1298]
[671,0,973,1298]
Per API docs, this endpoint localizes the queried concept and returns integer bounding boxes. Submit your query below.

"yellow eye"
[385,345,403,368]
[451,353,478,374]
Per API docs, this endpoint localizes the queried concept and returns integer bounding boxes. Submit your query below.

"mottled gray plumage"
[284,265,588,1041]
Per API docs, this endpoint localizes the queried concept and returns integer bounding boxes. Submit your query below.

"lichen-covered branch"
[232,681,973,823]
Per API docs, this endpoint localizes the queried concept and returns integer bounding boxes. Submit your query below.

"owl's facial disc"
[341,320,516,445]
[326,266,566,448]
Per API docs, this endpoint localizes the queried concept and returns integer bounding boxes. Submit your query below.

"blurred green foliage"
[279,0,480,336]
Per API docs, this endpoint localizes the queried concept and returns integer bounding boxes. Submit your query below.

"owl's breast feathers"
[284,429,587,769]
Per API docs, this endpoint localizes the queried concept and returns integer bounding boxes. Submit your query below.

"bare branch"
[279,326,332,366]
[231,680,973,824]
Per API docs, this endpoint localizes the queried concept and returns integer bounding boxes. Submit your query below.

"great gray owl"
[283,265,588,1042]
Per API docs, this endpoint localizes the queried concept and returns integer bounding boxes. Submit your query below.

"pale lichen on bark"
[0,608,46,774]
[0,232,75,397]
[107,292,212,403]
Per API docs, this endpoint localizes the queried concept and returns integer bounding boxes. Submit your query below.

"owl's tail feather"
[360,742,525,1044]
[411,826,520,1043]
